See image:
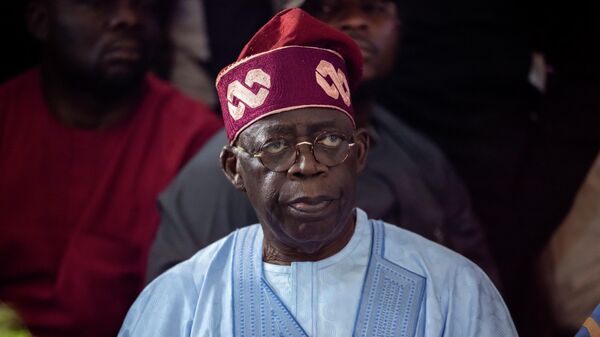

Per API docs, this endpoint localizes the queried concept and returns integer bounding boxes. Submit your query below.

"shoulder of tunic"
[379,221,487,284]
[120,226,261,336]
[377,220,516,337]
[154,225,256,290]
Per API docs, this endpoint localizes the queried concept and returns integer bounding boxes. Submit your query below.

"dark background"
[1,1,599,336]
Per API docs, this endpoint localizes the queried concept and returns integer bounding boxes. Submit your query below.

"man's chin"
[284,228,341,253]
[105,63,145,79]
[287,239,327,257]
[98,67,146,92]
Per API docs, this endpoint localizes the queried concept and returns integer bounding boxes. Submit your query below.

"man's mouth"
[104,40,143,63]
[287,196,335,214]
[347,35,377,58]
[104,48,141,63]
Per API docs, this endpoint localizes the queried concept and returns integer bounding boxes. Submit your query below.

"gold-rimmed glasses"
[234,131,356,172]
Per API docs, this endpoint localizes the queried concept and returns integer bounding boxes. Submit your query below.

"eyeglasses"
[234,131,356,172]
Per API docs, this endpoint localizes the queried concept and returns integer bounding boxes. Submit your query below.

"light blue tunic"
[120,209,517,337]
[261,211,371,337]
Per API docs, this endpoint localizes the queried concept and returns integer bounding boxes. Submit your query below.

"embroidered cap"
[215,8,363,144]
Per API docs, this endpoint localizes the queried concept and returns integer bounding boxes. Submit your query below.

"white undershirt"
[263,211,371,337]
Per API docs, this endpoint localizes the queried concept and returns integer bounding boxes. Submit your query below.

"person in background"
[539,152,600,336]
[0,0,221,336]
[146,0,499,285]
[164,0,276,107]
[120,9,515,336]
[376,0,600,334]
[162,0,216,105]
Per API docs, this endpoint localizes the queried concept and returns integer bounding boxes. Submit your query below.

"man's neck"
[262,212,357,265]
[41,66,143,130]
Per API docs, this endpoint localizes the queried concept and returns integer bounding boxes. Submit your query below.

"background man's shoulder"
[143,73,222,130]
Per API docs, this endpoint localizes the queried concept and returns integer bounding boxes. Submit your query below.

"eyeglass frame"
[232,131,357,172]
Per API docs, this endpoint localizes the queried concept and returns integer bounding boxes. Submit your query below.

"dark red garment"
[0,69,221,337]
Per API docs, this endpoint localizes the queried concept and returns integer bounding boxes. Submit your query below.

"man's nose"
[288,144,327,178]
[334,4,370,31]
[109,0,140,29]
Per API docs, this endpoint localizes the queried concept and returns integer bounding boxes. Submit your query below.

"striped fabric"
[575,304,600,337]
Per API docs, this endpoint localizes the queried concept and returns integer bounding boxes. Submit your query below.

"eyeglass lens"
[260,133,352,172]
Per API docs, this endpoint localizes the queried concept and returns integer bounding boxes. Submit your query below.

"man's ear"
[353,128,370,173]
[27,0,49,42]
[220,146,246,192]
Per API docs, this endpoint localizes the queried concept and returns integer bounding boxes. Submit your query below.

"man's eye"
[134,0,159,11]
[320,4,334,15]
[262,140,289,154]
[363,1,394,15]
[318,134,343,147]
[76,0,103,7]
[313,2,339,19]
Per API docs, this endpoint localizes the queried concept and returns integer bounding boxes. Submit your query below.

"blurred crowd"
[0,0,598,336]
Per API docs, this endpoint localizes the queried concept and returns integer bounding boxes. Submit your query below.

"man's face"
[306,0,400,82]
[35,0,159,88]
[230,108,368,254]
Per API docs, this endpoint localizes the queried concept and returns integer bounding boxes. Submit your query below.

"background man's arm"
[146,129,258,283]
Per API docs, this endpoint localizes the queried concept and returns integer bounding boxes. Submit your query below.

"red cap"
[216,8,363,144]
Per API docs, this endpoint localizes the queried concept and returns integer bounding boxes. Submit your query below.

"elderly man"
[121,9,515,336]
[146,0,498,285]
[0,0,220,336]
